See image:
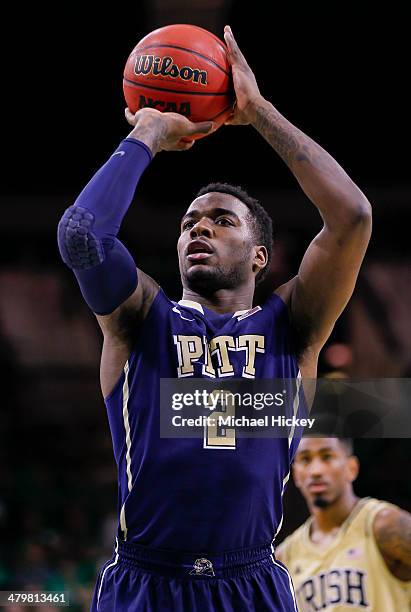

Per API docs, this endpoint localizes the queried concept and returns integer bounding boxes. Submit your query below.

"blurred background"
[3,1,410,609]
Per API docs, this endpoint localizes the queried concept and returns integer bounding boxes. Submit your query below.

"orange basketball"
[123,24,234,138]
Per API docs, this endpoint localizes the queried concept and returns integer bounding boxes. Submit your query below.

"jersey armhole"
[266,292,299,343]
[103,287,170,403]
[104,369,126,403]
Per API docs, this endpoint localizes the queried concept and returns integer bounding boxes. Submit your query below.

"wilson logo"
[134,54,208,85]
[138,95,191,117]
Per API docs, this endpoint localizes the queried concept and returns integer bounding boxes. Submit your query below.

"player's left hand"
[223,25,264,126]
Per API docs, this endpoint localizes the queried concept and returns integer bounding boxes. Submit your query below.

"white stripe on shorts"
[97,537,119,610]
[270,556,298,612]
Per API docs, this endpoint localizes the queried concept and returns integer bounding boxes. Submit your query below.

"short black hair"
[301,434,354,456]
[195,182,273,284]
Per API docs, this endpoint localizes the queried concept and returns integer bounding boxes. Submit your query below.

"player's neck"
[181,287,254,314]
[310,490,360,534]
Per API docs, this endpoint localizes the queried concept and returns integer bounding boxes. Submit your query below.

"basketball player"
[57,26,372,611]
[276,437,411,610]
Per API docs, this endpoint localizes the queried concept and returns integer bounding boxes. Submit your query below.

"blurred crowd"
[0,266,117,611]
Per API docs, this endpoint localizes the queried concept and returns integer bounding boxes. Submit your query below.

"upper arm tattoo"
[374,507,411,580]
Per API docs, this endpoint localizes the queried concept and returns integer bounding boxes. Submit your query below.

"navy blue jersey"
[105,288,305,553]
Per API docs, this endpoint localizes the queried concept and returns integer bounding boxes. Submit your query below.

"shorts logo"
[134,54,208,85]
[189,558,215,577]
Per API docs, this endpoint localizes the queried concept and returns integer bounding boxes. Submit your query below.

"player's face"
[178,193,266,294]
[292,438,359,509]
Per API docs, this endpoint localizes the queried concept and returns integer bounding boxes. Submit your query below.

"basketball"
[123,24,234,138]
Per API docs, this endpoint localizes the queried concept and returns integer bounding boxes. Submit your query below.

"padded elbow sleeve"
[57,204,138,315]
[57,204,105,270]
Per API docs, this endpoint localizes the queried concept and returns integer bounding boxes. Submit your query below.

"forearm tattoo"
[253,102,332,173]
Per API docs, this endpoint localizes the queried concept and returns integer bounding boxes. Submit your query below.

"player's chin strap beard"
[313,496,330,509]
[184,248,253,295]
[186,265,246,296]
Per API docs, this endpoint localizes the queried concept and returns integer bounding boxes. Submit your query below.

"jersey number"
[204,389,236,450]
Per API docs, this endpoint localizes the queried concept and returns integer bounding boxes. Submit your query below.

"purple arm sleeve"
[57,138,152,314]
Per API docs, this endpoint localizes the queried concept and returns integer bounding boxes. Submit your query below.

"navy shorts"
[91,539,297,611]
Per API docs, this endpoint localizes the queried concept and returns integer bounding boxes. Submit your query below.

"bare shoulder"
[274,276,297,306]
[373,504,410,540]
[373,504,411,581]
[96,269,159,399]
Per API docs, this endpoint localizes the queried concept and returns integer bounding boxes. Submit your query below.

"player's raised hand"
[223,26,263,126]
[125,107,214,153]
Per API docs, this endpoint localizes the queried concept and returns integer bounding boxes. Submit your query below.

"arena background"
[3,2,410,609]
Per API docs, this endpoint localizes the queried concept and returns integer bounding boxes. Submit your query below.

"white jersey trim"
[121,361,133,540]
[272,369,302,546]
[119,504,128,541]
[178,299,204,314]
[288,370,302,448]
[123,361,133,492]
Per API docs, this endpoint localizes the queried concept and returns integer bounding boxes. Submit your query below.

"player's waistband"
[117,539,274,579]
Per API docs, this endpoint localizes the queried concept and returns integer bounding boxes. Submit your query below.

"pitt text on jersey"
[173,334,265,378]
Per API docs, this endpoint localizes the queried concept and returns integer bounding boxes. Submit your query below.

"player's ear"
[253,245,267,275]
[347,455,360,483]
